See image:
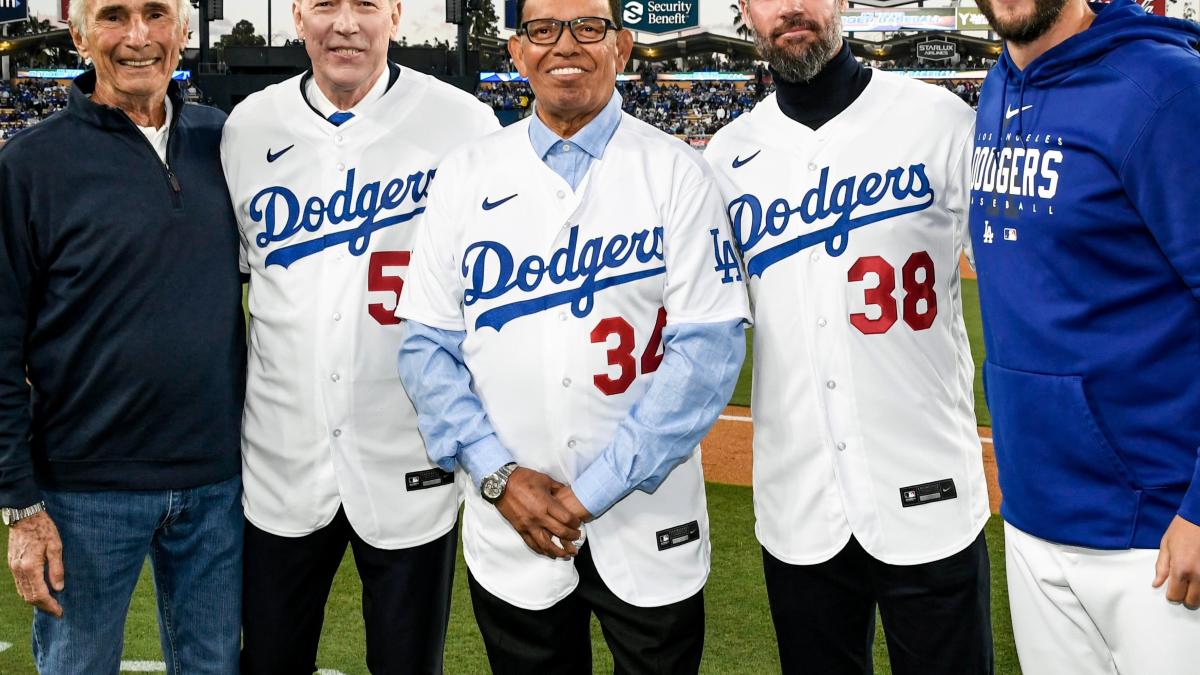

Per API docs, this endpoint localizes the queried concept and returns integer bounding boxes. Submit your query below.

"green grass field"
[0,497,1016,674]
[0,279,1005,673]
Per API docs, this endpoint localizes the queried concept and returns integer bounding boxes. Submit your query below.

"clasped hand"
[495,468,593,559]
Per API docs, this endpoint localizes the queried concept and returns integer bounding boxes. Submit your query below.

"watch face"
[481,476,502,501]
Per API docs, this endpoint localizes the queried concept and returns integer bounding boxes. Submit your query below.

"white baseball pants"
[1004,522,1200,675]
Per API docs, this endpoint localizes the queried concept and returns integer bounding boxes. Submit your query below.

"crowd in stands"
[0,79,70,140]
[618,80,767,138]
[865,54,998,71]
[476,79,770,140]
[936,79,982,107]
[1,51,991,143]
[476,81,533,111]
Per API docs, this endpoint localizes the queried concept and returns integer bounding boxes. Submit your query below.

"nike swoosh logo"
[266,144,295,163]
[1004,105,1033,120]
[732,150,761,169]
[482,193,518,211]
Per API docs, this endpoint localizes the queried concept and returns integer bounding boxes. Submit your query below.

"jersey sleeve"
[395,159,468,331]
[948,113,976,269]
[660,160,751,326]
[218,114,251,275]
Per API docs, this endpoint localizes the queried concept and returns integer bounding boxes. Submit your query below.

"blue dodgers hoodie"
[968,0,1200,549]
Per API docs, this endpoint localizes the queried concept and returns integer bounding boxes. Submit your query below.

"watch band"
[2,501,47,526]
[481,462,518,504]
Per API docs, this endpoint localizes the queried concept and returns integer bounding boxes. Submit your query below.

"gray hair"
[69,0,191,38]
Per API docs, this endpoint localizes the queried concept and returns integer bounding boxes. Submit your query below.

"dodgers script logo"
[250,167,435,268]
[462,225,665,331]
[729,164,934,277]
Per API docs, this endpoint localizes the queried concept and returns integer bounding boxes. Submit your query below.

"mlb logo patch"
[1003,228,1018,241]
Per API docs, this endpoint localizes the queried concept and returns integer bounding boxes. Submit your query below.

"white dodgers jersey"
[706,70,989,565]
[398,113,750,609]
[221,68,500,548]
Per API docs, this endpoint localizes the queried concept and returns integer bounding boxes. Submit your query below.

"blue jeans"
[31,474,243,675]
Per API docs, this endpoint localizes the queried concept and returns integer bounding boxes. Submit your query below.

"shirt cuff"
[571,455,629,518]
[458,434,515,489]
[0,475,42,510]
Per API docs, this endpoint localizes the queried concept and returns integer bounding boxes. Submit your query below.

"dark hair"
[516,0,624,30]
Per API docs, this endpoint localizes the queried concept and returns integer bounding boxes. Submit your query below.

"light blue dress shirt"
[397,91,746,517]
[527,91,623,191]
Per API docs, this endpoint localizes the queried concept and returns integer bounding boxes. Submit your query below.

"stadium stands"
[0,79,69,140]
[0,57,986,143]
[477,66,982,145]
[619,80,766,141]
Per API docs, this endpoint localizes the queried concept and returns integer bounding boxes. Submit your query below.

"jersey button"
[336,162,346,172]
[562,377,572,387]
[335,135,344,145]
[836,441,847,451]
[807,162,817,171]
[556,190,566,199]
[559,312,567,321]
[825,380,837,390]
[333,312,342,321]
[567,439,577,448]
[817,318,827,327]
[811,252,821,261]
[562,144,572,153]
[331,372,340,382]
[332,429,342,438]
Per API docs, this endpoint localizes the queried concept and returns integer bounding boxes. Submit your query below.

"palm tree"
[730,2,753,40]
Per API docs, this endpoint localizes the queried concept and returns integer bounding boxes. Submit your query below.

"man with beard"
[705,1,988,672]
[705,0,992,673]
[968,0,1200,672]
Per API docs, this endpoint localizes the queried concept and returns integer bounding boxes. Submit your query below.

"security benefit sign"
[622,0,699,33]
[0,0,28,25]
[916,39,957,62]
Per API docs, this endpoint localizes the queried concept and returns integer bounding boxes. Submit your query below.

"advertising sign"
[842,8,957,32]
[916,39,957,62]
[956,6,993,31]
[0,0,27,25]
[621,0,699,34]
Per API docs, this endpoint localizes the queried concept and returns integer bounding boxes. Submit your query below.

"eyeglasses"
[517,17,619,45]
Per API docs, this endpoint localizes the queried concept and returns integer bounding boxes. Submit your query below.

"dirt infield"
[701,406,1002,515]
[960,253,977,280]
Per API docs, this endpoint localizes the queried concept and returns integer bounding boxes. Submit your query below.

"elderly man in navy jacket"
[0,0,245,672]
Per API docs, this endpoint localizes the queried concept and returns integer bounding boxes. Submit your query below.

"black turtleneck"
[772,41,872,130]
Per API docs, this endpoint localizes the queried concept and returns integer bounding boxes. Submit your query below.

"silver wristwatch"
[480,463,518,504]
[2,501,46,526]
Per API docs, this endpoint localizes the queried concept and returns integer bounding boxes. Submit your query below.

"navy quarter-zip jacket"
[0,71,245,507]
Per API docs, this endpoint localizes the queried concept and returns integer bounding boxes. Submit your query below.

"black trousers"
[763,530,993,675]
[469,542,705,674]
[240,508,457,675]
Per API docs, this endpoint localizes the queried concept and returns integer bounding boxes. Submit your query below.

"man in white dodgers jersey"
[220,1,498,672]
[394,0,750,670]
[705,0,992,672]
